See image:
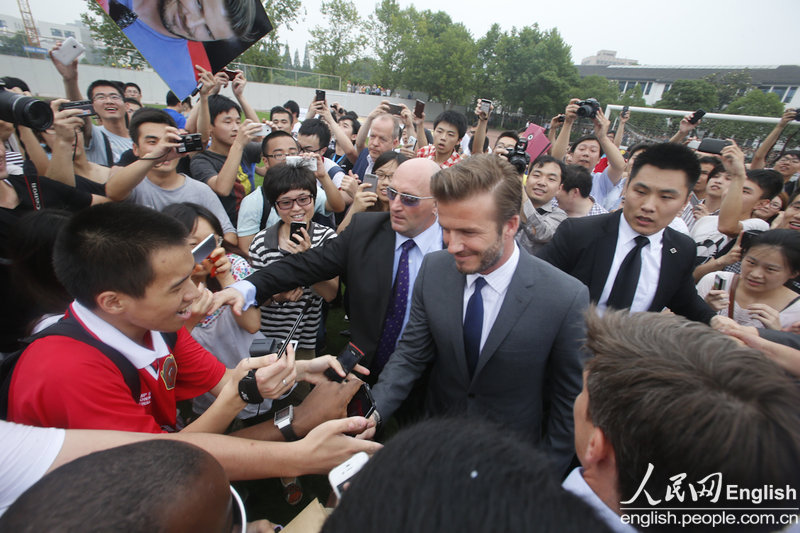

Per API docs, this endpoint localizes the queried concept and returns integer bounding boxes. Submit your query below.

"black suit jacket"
[537,211,715,323]
[245,212,399,373]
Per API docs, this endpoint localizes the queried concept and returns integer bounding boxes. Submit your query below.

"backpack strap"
[101,131,114,167]
[259,186,272,231]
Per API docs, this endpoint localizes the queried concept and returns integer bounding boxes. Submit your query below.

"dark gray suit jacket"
[371,248,589,472]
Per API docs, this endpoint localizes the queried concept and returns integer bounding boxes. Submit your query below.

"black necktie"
[606,235,650,311]
[464,277,487,378]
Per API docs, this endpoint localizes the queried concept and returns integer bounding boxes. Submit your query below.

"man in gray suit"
[370,154,589,472]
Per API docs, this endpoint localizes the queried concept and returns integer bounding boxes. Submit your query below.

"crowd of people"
[1,42,800,532]
[345,82,393,96]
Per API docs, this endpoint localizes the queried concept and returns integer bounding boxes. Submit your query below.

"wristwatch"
[238,370,264,404]
[274,405,299,442]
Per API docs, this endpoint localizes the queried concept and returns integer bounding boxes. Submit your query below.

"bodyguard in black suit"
[538,142,716,324]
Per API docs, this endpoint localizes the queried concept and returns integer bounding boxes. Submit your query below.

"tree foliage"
[709,89,788,142]
[309,0,367,77]
[0,31,28,57]
[80,0,146,68]
[655,79,719,111]
[704,70,753,111]
[368,0,411,89]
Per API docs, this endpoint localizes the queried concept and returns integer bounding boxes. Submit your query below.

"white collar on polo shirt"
[70,300,170,370]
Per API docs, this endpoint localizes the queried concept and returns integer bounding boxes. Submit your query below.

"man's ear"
[96,291,126,315]
[505,214,520,238]
[132,142,140,158]
[582,426,615,467]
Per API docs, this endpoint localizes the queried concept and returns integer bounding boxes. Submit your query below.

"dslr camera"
[0,81,53,130]
[502,139,531,175]
[177,133,203,154]
[575,98,601,119]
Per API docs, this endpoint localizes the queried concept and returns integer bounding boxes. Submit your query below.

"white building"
[581,50,639,67]
[0,12,95,51]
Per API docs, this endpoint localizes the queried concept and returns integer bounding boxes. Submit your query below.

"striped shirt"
[416,144,464,168]
[249,221,337,349]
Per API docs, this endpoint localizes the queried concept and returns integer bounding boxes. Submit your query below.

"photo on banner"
[95,0,272,99]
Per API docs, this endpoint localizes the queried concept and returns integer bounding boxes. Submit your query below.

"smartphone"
[414,99,425,119]
[324,342,365,382]
[687,139,701,150]
[51,36,85,65]
[59,100,96,117]
[275,299,313,359]
[713,274,728,291]
[621,105,629,117]
[696,138,732,155]
[362,173,379,190]
[386,103,403,116]
[248,337,297,357]
[258,123,272,136]
[406,135,417,149]
[556,114,566,123]
[689,195,701,207]
[221,67,239,80]
[191,234,217,264]
[315,89,326,102]
[329,451,369,499]
[480,99,492,114]
[347,382,376,419]
[290,221,306,240]
[689,109,706,125]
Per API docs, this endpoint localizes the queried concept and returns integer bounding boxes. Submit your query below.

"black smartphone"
[621,105,629,117]
[249,337,278,357]
[290,221,306,240]
[222,68,239,80]
[689,109,706,125]
[325,342,365,382]
[556,114,566,123]
[276,299,313,359]
[696,138,731,155]
[59,100,96,117]
[479,99,492,114]
[346,382,376,418]
[414,99,425,119]
[386,103,403,116]
[362,173,379,190]
[315,89,326,102]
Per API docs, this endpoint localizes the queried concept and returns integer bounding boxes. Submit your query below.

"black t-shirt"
[189,143,261,226]
[325,147,354,174]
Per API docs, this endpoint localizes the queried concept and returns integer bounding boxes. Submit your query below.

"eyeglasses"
[91,93,123,102]
[275,194,313,210]
[386,187,433,207]
[375,171,393,181]
[265,149,299,160]
[300,145,325,154]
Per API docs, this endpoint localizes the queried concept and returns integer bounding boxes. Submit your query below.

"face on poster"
[98,0,272,99]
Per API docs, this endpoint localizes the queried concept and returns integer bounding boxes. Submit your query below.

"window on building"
[664,83,672,93]
[771,86,788,102]
[51,28,63,37]
[64,30,75,38]
[645,82,653,95]
[0,20,7,29]
[786,87,797,103]
[618,81,626,93]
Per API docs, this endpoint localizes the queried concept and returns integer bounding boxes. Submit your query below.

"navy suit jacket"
[537,211,715,323]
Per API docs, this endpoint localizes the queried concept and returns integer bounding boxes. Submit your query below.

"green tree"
[704,70,753,111]
[293,49,301,69]
[572,75,620,108]
[302,44,311,71]
[618,84,646,107]
[309,0,367,77]
[368,0,413,88]
[80,0,146,68]
[281,43,292,69]
[709,89,788,142]
[655,79,718,111]
[473,23,503,101]
[0,31,27,57]
[257,0,304,67]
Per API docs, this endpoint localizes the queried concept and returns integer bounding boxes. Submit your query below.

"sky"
[11,0,799,66]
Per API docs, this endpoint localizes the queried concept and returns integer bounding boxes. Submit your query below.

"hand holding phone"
[325,342,365,382]
[329,451,370,499]
[689,109,706,125]
[51,37,85,65]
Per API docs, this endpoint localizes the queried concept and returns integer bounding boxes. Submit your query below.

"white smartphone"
[258,123,272,136]
[329,451,369,499]
[51,37,85,65]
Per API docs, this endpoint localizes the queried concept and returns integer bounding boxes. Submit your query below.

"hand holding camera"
[139,126,184,162]
[49,99,86,143]
[236,119,263,146]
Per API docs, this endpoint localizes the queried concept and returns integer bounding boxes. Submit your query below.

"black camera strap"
[12,124,43,210]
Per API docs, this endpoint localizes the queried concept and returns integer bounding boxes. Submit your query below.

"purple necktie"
[373,239,416,374]
[463,277,486,378]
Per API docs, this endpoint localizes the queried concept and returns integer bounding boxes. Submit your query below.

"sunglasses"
[386,187,433,207]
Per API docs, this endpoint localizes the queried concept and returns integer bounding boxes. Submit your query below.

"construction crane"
[17,0,42,48]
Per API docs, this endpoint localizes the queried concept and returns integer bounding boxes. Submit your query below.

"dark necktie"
[606,235,650,310]
[373,239,416,373]
[463,277,487,378]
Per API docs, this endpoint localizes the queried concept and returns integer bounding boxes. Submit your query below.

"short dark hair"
[0,440,230,533]
[270,106,292,122]
[123,97,141,108]
[570,135,604,157]
[496,130,519,144]
[166,90,180,107]
[561,164,593,198]
[624,142,651,161]
[339,112,361,136]
[87,79,122,101]
[298,118,331,150]
[583,308,800,527]
[128,108,176,144]
[1,76,30,92]
[282,100,299,117]
[748,229,800,272]
[433,110,467,139]
[630,142,700,193]
[707,162,725,182]
[123,82,141,93]
[321,418,613,533]
[697,155,721,166]
[263,164,317,206]
[208,94,242,125]
[746,168,784,200]
[261,129,296,156]
[373,150,409,173]
[432,154,521,230]
[467,134,489,153]
[530,154,566,184]
[53,203,188,307]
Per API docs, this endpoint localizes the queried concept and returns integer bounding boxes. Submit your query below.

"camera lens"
[0,91,53,130]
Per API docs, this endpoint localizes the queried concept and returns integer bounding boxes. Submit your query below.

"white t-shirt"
[692,216,769,261]
[0,421,65,517]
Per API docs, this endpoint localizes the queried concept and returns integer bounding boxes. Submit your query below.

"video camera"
[502,139,531,175]
[0,81,53,130]
[575,98,601,119]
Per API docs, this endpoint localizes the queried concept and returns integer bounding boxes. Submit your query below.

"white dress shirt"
[598,216,664,314]
[562,468,637,533]
[462,243,520,353]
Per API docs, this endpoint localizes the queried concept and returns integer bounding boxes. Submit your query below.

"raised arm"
[49,42,91,143]
[551,99,578,161]
[44,100,85,186]
[717,142,749,237]
[669,114,700,145]
[751,108,796,170]
[355,101,389,153]
[231,71,260,124]
[105,127,182,201]
[613,108,629,148]
[316,100,358,162]
[471,99,492,155]
[594,109,625,185]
